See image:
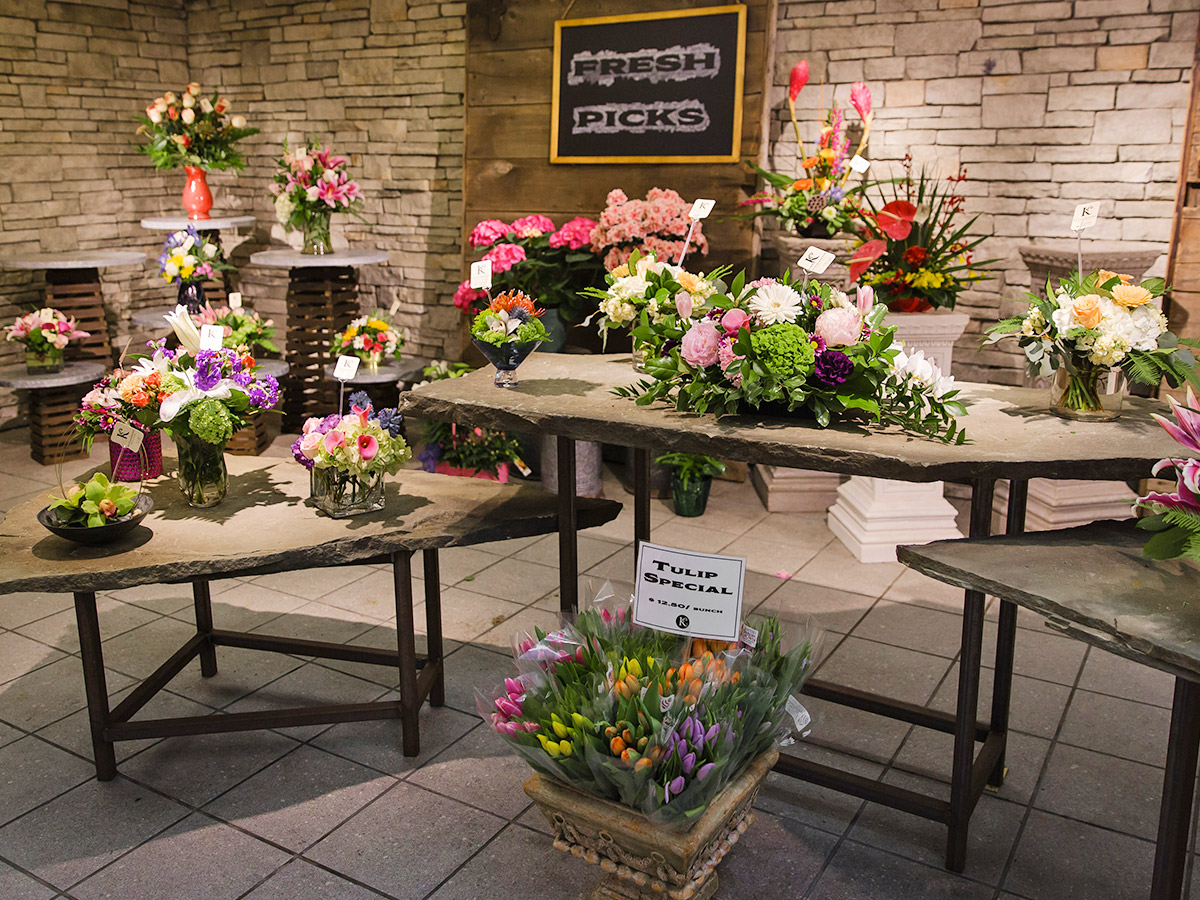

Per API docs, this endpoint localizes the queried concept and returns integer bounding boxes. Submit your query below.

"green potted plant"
[38,473,153,545]
[655,452,726,517]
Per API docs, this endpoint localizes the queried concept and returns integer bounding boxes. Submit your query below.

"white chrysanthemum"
[749,282,804,325]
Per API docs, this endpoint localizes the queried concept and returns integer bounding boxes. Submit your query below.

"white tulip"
[230,114,246,128]
[180,234,194,250]
[182,93,195,109]
[182,254,197,268]
[306,185,320,202]
[201,242,216,258]
[163,261,179,277]
[147,109,162,124]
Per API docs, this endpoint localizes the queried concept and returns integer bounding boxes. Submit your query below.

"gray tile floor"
[0,433,1189,899]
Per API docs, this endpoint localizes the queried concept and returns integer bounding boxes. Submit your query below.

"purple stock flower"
[813,349,853,387]
[247,375,279,409]
[194,349,223,392]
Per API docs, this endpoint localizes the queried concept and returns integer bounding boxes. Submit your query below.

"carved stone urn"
[523,750,778,900]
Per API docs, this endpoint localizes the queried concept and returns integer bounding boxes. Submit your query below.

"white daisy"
[749,282,804,326]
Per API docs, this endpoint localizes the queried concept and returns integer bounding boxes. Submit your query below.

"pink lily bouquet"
[7,308,89,372]
[1136,388,1200,561]
[269,138,365,254]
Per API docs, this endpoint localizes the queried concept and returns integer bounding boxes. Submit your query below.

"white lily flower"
[164,304,202,355]
[158,370,237,422]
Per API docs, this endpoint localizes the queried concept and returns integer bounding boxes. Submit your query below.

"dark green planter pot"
[670,473,713,517]
[539,306,568,353]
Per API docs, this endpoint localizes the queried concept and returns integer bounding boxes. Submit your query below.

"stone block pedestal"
[993,478,1135,533]
[750,465,841,513]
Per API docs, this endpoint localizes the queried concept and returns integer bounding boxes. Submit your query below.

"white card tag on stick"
[470,260,493,290]
[228,291,243,310]
[111,420,143,454]
[633,542,746,641]
[389,298,402,316]
[848,154,870,173]
[688,198,715,219]
[1071,202,1099,232]
[199,324,223,351]
[798,246,836,275]
[334,355,360,380]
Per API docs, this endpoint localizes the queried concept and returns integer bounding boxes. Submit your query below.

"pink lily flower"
[1151,387,1200,454]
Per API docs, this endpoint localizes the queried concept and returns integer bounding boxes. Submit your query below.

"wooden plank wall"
[1166,31,1200,348]
[462,0,774,281]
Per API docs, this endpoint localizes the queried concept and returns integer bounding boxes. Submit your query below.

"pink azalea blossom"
[482,242,527,274]
[681,320,722,368]
[815,307,863,347]
[357,433,378,461]
[468,219,513,249]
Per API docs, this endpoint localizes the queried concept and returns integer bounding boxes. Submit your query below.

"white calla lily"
[158,370,237,422]
[164,304,202,355]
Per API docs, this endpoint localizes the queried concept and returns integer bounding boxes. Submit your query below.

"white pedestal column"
[992,478,1135,533]
[827,310,970,562]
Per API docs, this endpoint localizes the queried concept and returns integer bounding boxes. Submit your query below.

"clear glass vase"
[1050,362,1125,422]
[310,467,386,518]
[173,431,228,508]
[301,211,332,255]
[471,338,541,388]
[25,347,64,375]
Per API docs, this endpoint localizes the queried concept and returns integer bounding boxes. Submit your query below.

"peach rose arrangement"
[134,82,257,171]
[613,252,966,442]
[987,269,1198,416]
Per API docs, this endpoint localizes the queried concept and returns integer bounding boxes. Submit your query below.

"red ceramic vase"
[886,295,934,314]
[181,166,213,220]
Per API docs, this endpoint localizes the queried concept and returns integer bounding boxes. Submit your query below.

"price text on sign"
[633,542,745,641]
[111,420,143,453]
[470,260,493,290]
[1072,202,1099,232]
[798,246,836,275]
[689,198,716,219]
[199,325,224,351]
[334,355,360,380]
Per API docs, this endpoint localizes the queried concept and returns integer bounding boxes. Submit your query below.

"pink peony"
[482,242,526,274]
[453,280,486,312]
[468,219,512,249]
[357,433,378,461]
[299,432,323,459]
[681,320,722,368]
[720,308,750,333]
[814,307,863,347]
[510,214,556,238]
[323,430,346,453]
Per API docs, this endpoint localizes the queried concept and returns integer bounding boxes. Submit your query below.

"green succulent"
[49,473,139,528]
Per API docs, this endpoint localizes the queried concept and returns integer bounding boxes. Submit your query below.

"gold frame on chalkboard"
[550,4,748,165]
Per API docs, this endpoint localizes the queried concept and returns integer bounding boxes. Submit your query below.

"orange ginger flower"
[488,290,541,317]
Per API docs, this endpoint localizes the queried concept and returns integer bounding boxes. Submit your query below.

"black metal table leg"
[946,478,995,872]
[558,436,579,616]
[74,591,117,781]
[423,549,445,708]
[1151,677,1200,900]
[988,478,1028,787]
[193,580,218,678]
[633,446,652,550]
[392,550,420,756]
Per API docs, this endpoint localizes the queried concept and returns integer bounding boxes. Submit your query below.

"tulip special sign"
[633,543,746,641]
[550,5,747,164]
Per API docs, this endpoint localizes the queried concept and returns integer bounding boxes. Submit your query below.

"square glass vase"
[310,467,386,518]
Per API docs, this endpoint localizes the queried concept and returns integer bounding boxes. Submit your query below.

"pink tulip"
[676,292,693,320]
[504,677,524,698]
[855,285,875,315]
[788,61,809,104]
[850,81,872,121]
[357,433,378,461]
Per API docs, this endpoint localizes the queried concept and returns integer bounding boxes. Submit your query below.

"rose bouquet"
[453,215,606,325]
[291,391,410,517]
[1135,387,1200,560]
[986,270,1198,420]
[849,161,994,312]
[329,313,403,370]
[741,62,874,238]
[134,82,256,171]
[192,305,279,358]
[482,593,820,825]
[615,257,966,442]
[6,308,89,373]
[590,188,708,273]
[269,138,365,254]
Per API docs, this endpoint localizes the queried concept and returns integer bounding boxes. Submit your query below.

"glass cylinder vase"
[301,212,332,255]
[25,346,64,375]
[310,467,386,518]
[1050,362,1126,422]
[173,430,228,508]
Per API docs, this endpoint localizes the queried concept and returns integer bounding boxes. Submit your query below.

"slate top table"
[0,361,106,391]
[0,456,620,781]
[0,362,108,464]
[899,521,1200,900]
[401,352,1191,873]
[0,250,146,270]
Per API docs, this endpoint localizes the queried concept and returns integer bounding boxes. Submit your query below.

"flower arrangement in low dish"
[741,61,874,238]
[290,391,410,517]
[6,308,89,373]
[453,215,606,325]
[39,473,153,545]
[329,313,403,371]
[849,160,994,312]
[613,256,965,442]
[415,361,524,481]
[471,291,550,387]
[269,137,365,254]
[134,82,256,171]
[1134,387,1200,561]
[590,188,708,273]
[986,270,1198,421]
[192,305,279,358]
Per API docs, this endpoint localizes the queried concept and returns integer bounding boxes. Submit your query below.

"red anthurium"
[877,200,917,240]
[848,240,886,283]
[788,61,809,104]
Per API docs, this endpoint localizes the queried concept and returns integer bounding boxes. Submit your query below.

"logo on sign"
[689,198,715,220]
[798,247,835,275]
[633,542,746,641]
[1071,202,1099,232]
[470,260,493,290]
[333,355,360,380]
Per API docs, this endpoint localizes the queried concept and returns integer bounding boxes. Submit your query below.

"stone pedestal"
[764,230,853,288]
[828,310,970,562]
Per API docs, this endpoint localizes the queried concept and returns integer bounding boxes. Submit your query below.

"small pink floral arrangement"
[6,308,89,354]
[455,214,606,324]
[590,188,708,272]
[270,137,365,239]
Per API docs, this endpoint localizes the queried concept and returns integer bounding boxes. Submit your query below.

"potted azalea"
[453,215,606,350]
[590,187,708,272]
[134,82,258,219]
[158,226,230,313]
[986,269,1198,421]
[655,452,726,517]
[329,312,403,372]
[470,291,550,388]
[6,308,89,373]
[269,137,365,255]
[290,390,410,517]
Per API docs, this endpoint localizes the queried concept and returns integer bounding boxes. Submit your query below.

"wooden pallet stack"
[281,266,358,429]
[47,268,111,364]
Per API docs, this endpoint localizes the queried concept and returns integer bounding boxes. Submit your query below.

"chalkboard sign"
[551,5,747,164]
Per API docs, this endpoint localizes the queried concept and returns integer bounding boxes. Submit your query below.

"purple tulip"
[681,752,696,775]
[696,762,716,782]
[669,775,686,795]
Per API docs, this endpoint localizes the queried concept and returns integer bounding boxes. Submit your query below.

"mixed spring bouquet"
[290,391,409,476]
[1136,387,1200,561]
[453,215,606,323]
[471,291,550,346]
[158,226,228,286]
[615,258,966,442]
[416,361,524,479]
[135,82,256,170]
[75,366,164,452]
[269,138,365,248]
[590,188,708,273]
[193,305,279,357]
[6,308,88,355]
[741,62,874,238]
[986,270,1197,415]
[849,162,993,312]
[329,313,404,367]
[483,590,820,824]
